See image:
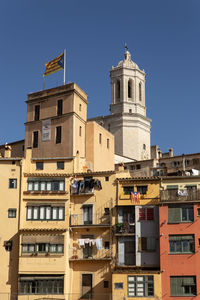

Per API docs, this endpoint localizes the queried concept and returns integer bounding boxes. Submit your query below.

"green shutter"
[169,235,193,241]
[170,277,183,296]
[168,207,181,223]
[167,185,178,190]
[182,277,195,286]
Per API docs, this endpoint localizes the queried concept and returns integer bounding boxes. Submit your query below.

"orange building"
[159,176,200,299]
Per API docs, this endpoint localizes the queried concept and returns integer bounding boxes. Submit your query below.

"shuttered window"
[170,276,196,296]
[168,205,194,223]
[138,237,156,251]
[139,207,154,221]
[169,235,194,254]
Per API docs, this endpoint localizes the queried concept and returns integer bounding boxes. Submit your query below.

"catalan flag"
[44,52,64,77]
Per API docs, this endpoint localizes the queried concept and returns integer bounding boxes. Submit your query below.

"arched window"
[139,82,142,101]
[128,80,132,98]
[116,80,120,99]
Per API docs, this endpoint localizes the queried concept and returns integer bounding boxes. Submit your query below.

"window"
[57,99,63,116]
[136,164,141,169]
[56,126,62,144]
[168,205,194,223]
[104,208,110,215]
[36,162,43,170]
[128,80,132,98]
[27,179,65,192]
[169,235,194,254]
[104,241,110,249]
[27,206,65,221]
[9,178,17,189]
[123,186,134,195]
[104,281,109,288]
[99,133,102,144]
[137,185,148,195]
[105,176,109,181]
[8,209,16,218]
[83,205,93,225]
[129,109,132,113]
[170,276,196,296]
[19,275,64,294]
[4,241,12,251]
[139,82,142,101]
[82,274,92,299]
[57,161,64,170]
[139,207,154,221]
[116,80,120,99]
[143,144,146,150]
[79,126,82,137]
[186,185,197,191]
[34,105,40,121]
[114,283,123,289]
[127,276,154,297]
[22,243,64,254]
[79,104,82,111]
[197,208,200,216]
[33,131,38,148]
[107,138,109,149]
[138,237,156,251]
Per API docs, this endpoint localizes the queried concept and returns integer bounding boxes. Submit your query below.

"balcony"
[70,212,111,227]
[69,247,112,261]
[70,178,102,196]
[115,222,135,235]
[160,189,200,202]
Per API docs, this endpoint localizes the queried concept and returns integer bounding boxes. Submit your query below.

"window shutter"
[118,207,123,223]
[139,208,146,221]
[118,241,125,265]
[141,237,147,250]
[168,207,181,223]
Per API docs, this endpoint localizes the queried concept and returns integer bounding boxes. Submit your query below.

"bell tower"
[88,46,151,161]
[109,47,151,160]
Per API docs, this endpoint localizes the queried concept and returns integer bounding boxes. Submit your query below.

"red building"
[159,177,200,299]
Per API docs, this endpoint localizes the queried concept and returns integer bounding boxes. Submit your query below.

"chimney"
[169,148,174,157]
[4,144,11,158]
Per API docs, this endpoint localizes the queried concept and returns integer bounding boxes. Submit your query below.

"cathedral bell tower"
[109,47,151,160]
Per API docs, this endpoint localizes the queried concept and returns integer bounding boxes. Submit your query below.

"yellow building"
[0,146,21,299]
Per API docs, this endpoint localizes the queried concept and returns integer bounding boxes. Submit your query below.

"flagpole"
[64,49,66,85]
[43,75,45,90]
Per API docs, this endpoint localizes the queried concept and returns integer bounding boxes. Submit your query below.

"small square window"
[12,161,15,165]
[104,208,110,215]
[104,241,110,249]
[105,176,109,181]
[4,241,12,251]
[36,162,43,170]
[104,281,109,288]
[114,282,123,289]
[9,179,17,189]
[8,209,17,218]
[57,161,64,170]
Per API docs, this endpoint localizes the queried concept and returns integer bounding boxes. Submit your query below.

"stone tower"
[89,47,151,161]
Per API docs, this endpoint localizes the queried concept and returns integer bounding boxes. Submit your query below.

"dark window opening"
[34,105,40,121]
[82,274,92,299]
[104,281,109,288]
[9,178,17,188]
[56,126,62,144]
[33,131,38,148]
[8,209,17,218]
[104,241,110,249]
[36,162,43,170]
[57,100,63,116]
[57,161,64,170]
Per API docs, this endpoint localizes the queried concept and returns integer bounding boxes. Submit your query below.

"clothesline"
[78,238,103,250]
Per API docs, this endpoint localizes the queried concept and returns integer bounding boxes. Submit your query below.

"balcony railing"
[70,213,111,227]
[69,247,112,261]
[160,189,200,202]
[115,222,135,235]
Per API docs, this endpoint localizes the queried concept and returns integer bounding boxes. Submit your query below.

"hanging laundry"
[78,239,85,247]
[96,238,103,250]
[95,179,102,190]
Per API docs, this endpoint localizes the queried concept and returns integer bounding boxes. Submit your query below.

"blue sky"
[0,0,200,155]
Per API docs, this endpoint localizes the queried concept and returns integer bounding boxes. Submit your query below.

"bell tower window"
[128,80,132,98]
[139,82,142,101]
[116,80,120,100]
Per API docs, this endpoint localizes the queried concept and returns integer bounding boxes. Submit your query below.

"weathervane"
[125,43,128,51]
